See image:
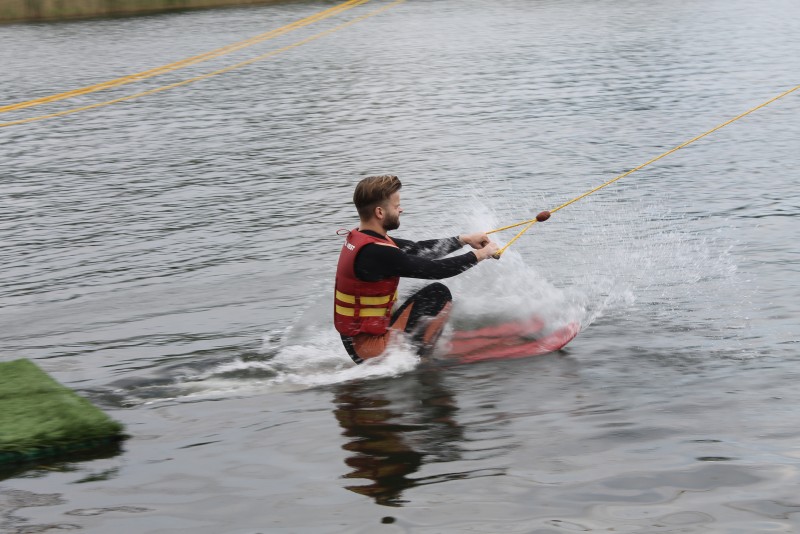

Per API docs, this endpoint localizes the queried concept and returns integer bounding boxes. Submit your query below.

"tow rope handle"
[489,211,550,258]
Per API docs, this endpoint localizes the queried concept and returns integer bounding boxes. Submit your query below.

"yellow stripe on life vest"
[360,308,390,317]
[359,294,392,305]
[335,291,392,306]
[335,305,388,318]
[335,304,355,316]
[335,290,356,304]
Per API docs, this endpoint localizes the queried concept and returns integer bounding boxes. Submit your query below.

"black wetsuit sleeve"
[391,236,464,258]
[355,237,478,282]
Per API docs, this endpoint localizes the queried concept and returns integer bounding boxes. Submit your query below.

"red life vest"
[334,229,400,336]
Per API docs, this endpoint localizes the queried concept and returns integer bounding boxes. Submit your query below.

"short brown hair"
[353,175,402,219]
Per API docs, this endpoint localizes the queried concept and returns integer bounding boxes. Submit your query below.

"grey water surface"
[1,0,799,532]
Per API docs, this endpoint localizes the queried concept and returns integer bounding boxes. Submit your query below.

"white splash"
[142,192,743,404]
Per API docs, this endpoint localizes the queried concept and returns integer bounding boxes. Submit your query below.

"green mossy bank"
[0,359,125,468]
[0,0,288,23]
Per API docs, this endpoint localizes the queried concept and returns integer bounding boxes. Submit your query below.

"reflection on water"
[333,366,504,506]
[0,442,124,483]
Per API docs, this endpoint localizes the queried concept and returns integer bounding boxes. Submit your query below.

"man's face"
[381,191,403,231]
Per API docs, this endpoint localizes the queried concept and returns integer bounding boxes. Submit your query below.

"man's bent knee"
[424,282,452,301]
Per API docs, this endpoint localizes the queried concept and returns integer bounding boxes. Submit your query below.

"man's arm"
[355,244,478,282]
[392,231,491,259]
[391,236,463,259]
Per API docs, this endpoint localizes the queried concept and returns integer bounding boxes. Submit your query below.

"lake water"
[1,0,799,531]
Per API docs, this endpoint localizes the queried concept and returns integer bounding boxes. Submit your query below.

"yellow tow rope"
[490,83,800,257]
[0,0,369,116]
[1,0,405,127]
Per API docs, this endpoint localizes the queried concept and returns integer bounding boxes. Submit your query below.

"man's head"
[353,175,403,231]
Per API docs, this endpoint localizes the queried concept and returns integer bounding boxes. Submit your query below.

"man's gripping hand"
[458,232,490,249]
[473,241,500,261]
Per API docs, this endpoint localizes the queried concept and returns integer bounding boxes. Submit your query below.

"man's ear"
[373,205,384,220]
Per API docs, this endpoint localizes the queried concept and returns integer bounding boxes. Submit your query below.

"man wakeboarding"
[335,175,499,363]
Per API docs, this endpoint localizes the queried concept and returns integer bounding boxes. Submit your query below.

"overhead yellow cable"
[0,0,368,115]
[0,0,403,128]
[491,83,800,256]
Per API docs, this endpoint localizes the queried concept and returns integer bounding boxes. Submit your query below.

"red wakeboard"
[442,316,579,364]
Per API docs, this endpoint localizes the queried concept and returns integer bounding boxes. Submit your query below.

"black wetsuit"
[341,230,479,363]
[354,230,477,281]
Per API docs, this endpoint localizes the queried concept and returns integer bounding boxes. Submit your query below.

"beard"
[382,213,400,231]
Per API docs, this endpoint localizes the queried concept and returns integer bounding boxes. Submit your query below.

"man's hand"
[459,232,490,249]
[473,241,500,261]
